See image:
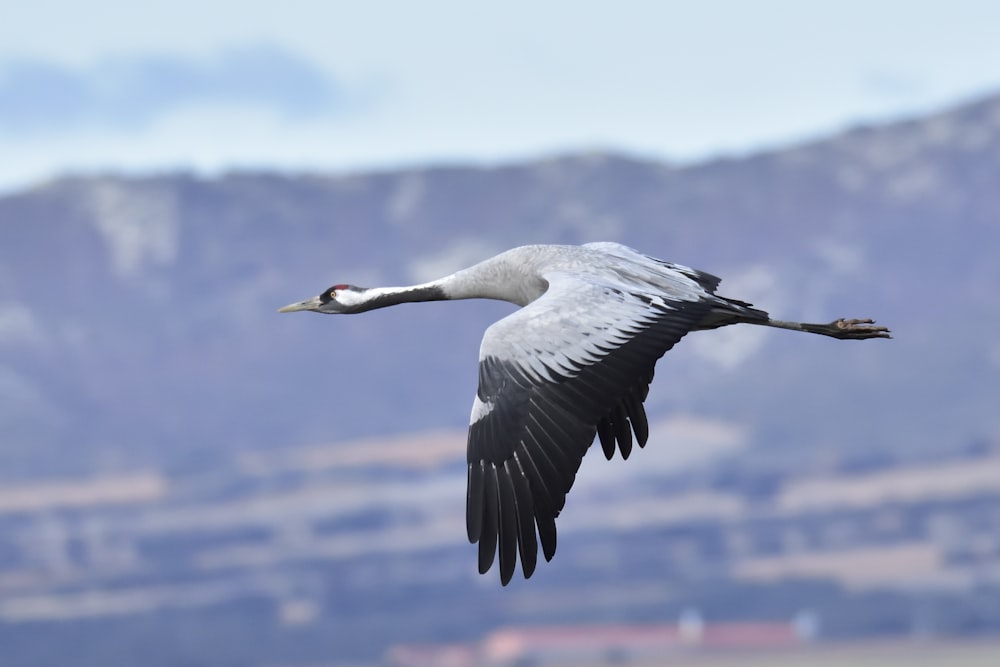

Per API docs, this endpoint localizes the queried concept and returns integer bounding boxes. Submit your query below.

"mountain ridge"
[1,93,998,480]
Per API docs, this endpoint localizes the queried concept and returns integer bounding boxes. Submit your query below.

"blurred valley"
[0,93,999,666]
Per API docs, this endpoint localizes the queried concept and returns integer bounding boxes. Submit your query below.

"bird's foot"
[826,318,892,340]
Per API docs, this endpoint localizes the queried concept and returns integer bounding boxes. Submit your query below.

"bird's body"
[279,243,889,585]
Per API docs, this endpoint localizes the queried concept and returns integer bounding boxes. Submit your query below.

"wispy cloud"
[0,44,346,134]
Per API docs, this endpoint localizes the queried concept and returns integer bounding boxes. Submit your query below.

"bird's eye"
[328,289,338,299]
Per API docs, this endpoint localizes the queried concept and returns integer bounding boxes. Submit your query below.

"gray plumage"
[278,242,890,585]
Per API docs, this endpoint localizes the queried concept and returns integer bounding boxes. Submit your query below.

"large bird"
[278,243,889,585]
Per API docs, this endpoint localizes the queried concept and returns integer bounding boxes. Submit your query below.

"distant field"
[594,640,1000,667]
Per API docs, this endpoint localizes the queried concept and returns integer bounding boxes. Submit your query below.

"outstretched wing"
[465,271,713,585]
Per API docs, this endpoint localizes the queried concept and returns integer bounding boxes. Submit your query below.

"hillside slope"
[0,94,998,480]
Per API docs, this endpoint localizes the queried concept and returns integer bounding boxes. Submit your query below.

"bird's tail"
[695,296,770,331]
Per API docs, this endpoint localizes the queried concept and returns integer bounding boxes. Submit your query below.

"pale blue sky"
[2,0,999,192]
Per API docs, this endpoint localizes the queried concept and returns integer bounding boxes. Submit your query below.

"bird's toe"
[833,318,892,339]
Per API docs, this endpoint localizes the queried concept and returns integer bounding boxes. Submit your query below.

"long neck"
[352,251,543,312]
[351,283,449,313]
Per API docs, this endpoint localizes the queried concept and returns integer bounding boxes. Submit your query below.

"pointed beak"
[277,296,322,313]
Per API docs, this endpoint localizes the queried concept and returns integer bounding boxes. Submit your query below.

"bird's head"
[278,284,367,314]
